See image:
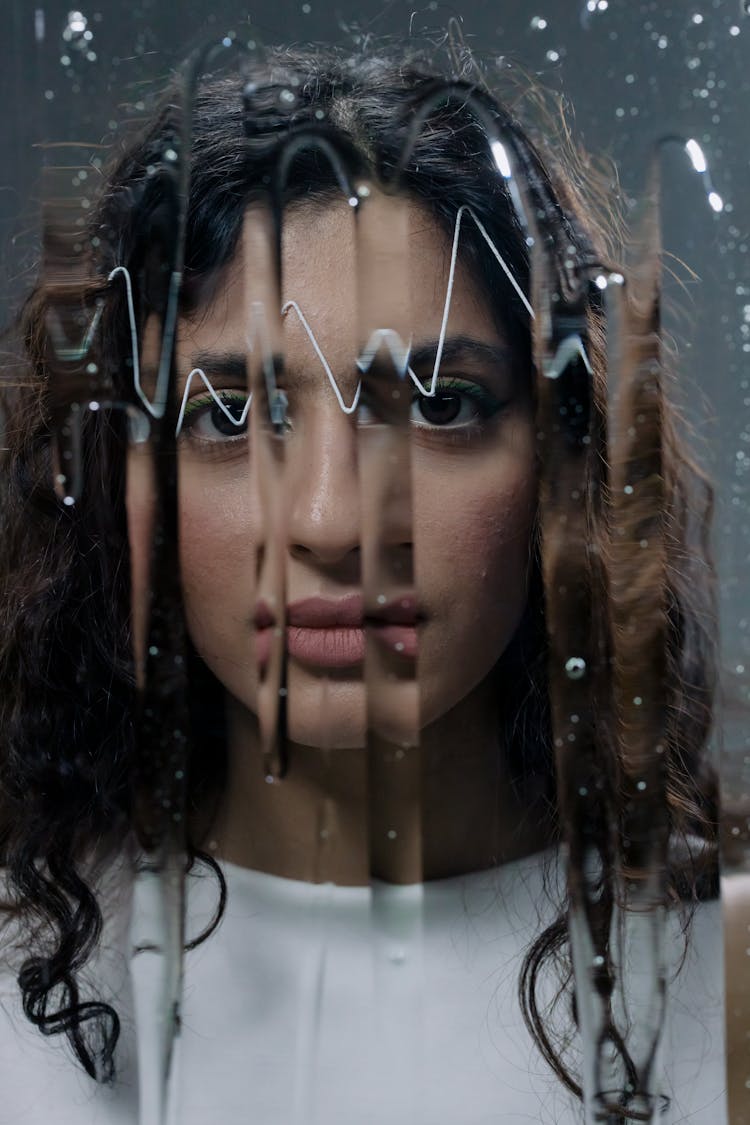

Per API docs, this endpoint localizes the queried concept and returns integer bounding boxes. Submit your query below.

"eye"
[410,378,505,430]
[179,390,251,442]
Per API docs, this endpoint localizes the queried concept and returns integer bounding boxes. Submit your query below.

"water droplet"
[686,138,708,173]
[387,829,398,840]
[637,780,647,791]
[67,10,87,34]
[633,696,643,705]
[565,656,586,680]
[530,15,548,29]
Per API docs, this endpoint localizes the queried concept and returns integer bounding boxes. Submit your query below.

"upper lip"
[287,594,363,628]
[280,593,423,628]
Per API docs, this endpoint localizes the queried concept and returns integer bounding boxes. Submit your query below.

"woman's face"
[173,195,537,749]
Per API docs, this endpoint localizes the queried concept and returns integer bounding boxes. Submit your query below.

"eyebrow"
[177,335,516,391]
[407,335,515,374]
[184,351,248,384]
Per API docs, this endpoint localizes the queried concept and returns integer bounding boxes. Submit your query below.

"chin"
[283,671,363,748]
[285,672,420,749]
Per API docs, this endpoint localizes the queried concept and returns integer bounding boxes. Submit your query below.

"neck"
[209,678,553,886]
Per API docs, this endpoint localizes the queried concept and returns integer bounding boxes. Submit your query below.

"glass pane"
[1,4,746,1123]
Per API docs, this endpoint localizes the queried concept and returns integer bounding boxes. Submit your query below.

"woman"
[0,44,723,1123]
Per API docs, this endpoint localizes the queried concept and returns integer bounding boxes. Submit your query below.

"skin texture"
[135,195,544,882]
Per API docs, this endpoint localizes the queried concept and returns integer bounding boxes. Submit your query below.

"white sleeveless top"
[0,851,727,1124]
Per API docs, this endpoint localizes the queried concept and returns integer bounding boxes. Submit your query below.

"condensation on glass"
[0,4,747,1125]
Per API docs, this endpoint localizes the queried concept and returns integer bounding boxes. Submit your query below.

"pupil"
[420,392,461,426]
[211,397,246,436]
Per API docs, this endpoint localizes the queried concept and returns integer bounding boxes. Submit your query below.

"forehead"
[179,195,501,355]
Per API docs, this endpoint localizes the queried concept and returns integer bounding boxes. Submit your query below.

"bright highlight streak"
[708,191,724,212]
[491,140,513,179]
[685,138,707,173]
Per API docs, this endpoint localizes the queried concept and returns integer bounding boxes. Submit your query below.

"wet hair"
[0,43,717,1103]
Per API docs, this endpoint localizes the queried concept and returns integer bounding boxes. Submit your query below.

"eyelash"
[409,376,507,433]
[178,378,508,447]
[179,390,252,446]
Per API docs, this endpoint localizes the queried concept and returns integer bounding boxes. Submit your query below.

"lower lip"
[255,624,418,669]
[288,626,364,667]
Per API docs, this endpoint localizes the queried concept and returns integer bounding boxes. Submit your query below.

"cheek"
[412,453,536,727]
[418,489,534,616]
[177,470,258,646]
[414,444,537,619]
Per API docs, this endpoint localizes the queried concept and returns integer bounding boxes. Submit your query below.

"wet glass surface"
[0,4,748,1124]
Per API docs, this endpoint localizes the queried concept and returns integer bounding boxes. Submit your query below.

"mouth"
[253,593,423,669]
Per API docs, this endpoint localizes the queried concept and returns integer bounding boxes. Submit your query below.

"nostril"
[288,540,362,583]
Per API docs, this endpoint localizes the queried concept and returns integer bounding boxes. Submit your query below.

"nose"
[287,409,361,568]
[286,408,414,574]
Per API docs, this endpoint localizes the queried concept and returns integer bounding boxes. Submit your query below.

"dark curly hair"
[0,41,718,1108]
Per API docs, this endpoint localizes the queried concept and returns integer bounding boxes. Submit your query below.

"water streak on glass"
[0,6,744,1123]
[126,40,253,1124]
[355,178,425,1108]
[530,219,625,1120]
[604,159,670,1123]
[242,202,288,784]
[354,185,421,867]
